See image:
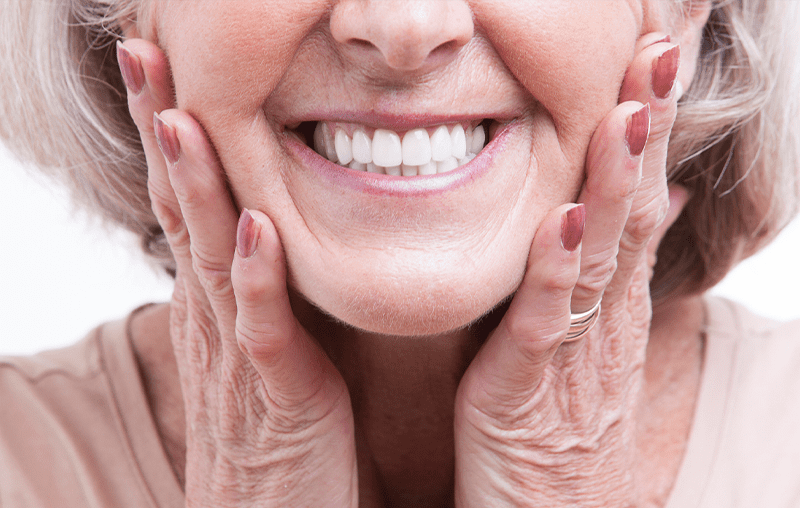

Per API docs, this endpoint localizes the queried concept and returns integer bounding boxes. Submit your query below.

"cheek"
[475,1,640,156]
[161,0,327,119]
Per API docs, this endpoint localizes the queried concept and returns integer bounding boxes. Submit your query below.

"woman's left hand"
[454,36,684,507]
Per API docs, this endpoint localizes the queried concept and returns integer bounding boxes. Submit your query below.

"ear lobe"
[674,0,713,96]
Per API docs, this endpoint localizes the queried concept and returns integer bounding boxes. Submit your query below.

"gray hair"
[1,0,798,301]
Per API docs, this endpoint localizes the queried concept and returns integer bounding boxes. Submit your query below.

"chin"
[288,251,526,337]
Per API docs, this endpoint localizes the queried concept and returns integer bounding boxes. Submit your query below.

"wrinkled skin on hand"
[119,39,358,507]
[453,33,685,507]
[118,27,687,507]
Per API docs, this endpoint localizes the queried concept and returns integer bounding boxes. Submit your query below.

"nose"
[330,0,474,72]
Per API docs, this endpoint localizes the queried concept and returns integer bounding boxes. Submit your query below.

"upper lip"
[283,110,521,133]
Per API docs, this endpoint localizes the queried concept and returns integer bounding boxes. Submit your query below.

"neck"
[296,294,498,507]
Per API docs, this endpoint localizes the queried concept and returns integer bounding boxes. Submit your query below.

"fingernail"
[116,41,145,95]
[626,103,650,157]
[561,204,585,252]
[237,209,260,258]
[653,45,681,99]
[153,113,181,164]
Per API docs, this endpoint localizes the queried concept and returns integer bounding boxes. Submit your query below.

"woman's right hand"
[117,39,358,507]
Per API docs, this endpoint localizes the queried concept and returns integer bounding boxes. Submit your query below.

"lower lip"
[284,123,512,197]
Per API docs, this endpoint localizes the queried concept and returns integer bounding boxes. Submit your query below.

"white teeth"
[419,160,437,175]
[352,129,372,164]
[451,124,466,159]
[385,165,402,176]
[401,164,418,177]
[313,123,338,162]
[437,156,459,174]
[430,125,452,162]
[372,129,403,167]
[402,128,432,166]
[335,128,353,165]
[311,122,490,176]
[314,123,325,158]
[471,125,486,154]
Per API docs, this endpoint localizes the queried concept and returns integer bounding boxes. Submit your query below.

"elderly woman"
[1,0,799,506]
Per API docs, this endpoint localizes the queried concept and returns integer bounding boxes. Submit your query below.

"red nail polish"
[626,104,650,157]
[237,209,259,258]
[653,45,681,99]
[153,113,181,164]
[116,41,145,95]
[561,204,585,252]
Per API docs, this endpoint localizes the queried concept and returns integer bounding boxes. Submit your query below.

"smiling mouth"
[292,120,502,177]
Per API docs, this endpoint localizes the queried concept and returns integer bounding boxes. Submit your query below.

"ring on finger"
[565,299,601,342]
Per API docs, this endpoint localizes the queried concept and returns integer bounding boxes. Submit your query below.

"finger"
[232,209,345,412]
[459,204,583,410]
[116,40,178,231]
[645,184,690,270]
[606,42,680,300]
[153,110,240,335]
[570,102,649,312]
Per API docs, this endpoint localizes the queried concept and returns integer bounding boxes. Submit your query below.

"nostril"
[433,40,458,55]
[351,38,375,50]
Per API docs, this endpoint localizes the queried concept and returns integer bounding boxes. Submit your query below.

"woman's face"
[150,0,680,335]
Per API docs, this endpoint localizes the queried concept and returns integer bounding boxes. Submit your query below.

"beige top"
[1,297,798,507]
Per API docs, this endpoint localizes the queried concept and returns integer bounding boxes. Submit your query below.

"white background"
[1,147,798,355]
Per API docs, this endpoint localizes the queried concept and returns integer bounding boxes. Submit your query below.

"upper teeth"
[313,122,487,176]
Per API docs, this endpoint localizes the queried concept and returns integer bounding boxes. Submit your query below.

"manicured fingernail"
[116,41,145,95]
[561,204,585,252]
[153,113,181,164]
[653,45,681,99]
[626,103,650,157]
[237,209,260,258]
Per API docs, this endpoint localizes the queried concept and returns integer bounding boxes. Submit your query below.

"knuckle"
[231,263,273,303]
[161,212,191,251]
[648,117,672,139]
[234,274,269,303]
[648,110,678,140]
[578,252,618,295]
[174,182,207,210]
[172,172,219,212]
[542,267,579,295]
[191,251,233,299]
[626,195,669,246]
[235,320,284,359]
[502,311,565,347]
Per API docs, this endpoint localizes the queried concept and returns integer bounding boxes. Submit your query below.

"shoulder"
[705,296,800,389]
[0,327,104,384]
[705,295,800,341]
[692,297,800,506]
[0,317,172,507]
